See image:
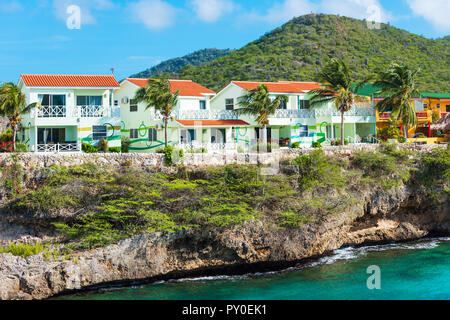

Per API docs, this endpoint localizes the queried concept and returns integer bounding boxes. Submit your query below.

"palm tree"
[309,58,368,146]
[236,84,287,146]
[0,82,39,151]
[374,63,419,138]
[134,78,179,148]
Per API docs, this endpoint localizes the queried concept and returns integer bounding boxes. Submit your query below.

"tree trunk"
[340,109,345,146]
[164,117,168,148]
[12,124,17,152]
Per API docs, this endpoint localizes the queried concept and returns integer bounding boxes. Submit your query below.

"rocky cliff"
[1,183,448,300]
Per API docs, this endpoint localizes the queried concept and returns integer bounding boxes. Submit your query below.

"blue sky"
[0,0,449,83]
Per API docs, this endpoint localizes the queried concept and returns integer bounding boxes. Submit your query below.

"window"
[38,94,66,106]
[114,100,119,106]
[446,105,450,112]
[225,98,234,110]
[423,104,428,109]
[278,100,287,109]
[148,128,157,142]
[211,128,226,143]
[76,96,102,106]
[92,126,107,141]
[299,99,310,109]
[180,129,196,143]
[297,125,308,137]
[200,100,206,110]
[130,99,138,112]
[130,129,138,139]
[437,104,440,109]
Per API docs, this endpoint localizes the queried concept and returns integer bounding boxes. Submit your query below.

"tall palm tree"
[374,63,419,138]
[0,82,39,151]
[134,78,179,148]
[236,84,287,146]
[309,58,367,146]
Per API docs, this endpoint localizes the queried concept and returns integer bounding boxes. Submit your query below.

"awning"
[176,120,250,127]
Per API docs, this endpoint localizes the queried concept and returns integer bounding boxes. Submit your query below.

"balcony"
[272,109,315,118]
[377,110,433,122]
[155,110,238,121]
[36,142,80,153]
[37,105,67,118]
[33,105,110,119]
[76,105,107,118]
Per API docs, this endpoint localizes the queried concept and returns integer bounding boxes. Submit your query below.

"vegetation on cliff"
[130,48,233,79]
[175,14,449,92]
[1,146,449,254]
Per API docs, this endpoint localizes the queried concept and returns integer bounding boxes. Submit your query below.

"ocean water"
[57,238,450,300]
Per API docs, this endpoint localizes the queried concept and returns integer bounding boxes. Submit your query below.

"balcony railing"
[34,105,111,118]
[331,107,376,117]
[37,142,80,153]
[272,109,315,118]
[155,110,238,120]
[37,105,66,118]
[77,105,106,118]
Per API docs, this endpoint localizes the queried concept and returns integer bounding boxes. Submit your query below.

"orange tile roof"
[176,120,249,126]
[232,81,321,93]
[125,78,215,97]
[20,74,120,88]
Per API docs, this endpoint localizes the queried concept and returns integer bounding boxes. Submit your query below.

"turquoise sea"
[57,238,450,300]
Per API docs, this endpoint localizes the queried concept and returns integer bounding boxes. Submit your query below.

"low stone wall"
[0,144,445,170]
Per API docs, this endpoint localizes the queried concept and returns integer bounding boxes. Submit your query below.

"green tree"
[309,58,368,146]
[0,82,39,151]
[235,84,287,145]
[134,78,179,147]
[374,63,419,138]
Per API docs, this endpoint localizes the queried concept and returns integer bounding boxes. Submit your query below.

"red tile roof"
[20,74,120,88]
[176,120,249,127]
[232,81,321,93]
[125,78,215,97]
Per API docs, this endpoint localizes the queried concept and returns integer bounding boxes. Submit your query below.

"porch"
[32,126,81,153]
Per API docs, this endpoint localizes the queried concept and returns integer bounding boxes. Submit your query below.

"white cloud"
[406,0,450,31]
[245,0,316,24]
[320,0,391,23]
[0,1,23,13]
[242,0,391,24]
[190,0,236,23]
[52,0,115,25]
[128,0,177,30]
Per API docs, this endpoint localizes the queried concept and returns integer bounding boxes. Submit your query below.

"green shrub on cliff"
[293,149,347,191]
[0,242,44,258]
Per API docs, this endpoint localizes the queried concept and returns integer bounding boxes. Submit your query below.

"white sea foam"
[149,238,449,285]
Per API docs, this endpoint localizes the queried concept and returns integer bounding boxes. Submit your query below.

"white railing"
[34,105,111,118]
[76,105,106,118]
[37,105,67,118]
[177,142,237,151]
[273,109,315,118]
[37,143,79,153]
[155,110,238,120]
[331,106,376,117]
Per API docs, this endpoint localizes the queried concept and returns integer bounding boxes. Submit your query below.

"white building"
[115,78,249,152]
[18,74,121,153]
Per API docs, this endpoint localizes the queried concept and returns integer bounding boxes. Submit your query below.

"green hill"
[176,14,449,92]
[130,48,233,78]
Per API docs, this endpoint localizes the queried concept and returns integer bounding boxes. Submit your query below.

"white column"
[34,126,38,153]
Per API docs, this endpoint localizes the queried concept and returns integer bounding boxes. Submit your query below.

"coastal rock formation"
[1,183,448,300]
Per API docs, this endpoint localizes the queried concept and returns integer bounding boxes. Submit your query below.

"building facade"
[115,78,249,153]
[18,74,121,153]
[210,81,377,148]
